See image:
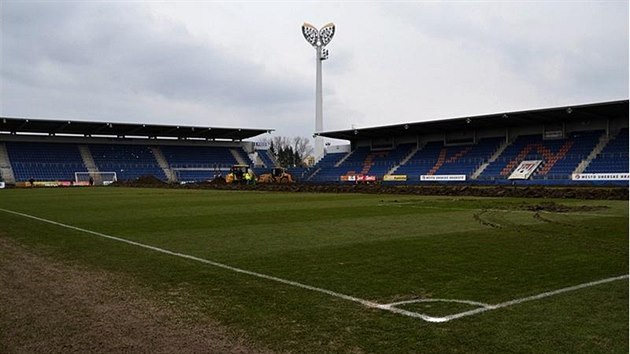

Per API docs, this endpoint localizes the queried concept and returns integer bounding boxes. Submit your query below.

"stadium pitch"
[0,187,628,353]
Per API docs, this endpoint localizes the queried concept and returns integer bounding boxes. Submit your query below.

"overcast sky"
[1,1,628,143]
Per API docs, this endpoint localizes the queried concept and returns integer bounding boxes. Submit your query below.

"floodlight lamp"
[404,124,409,130]
[566,107,573,114]
[319,23,335,46]
[302,22,335,48]
[466,118,471,124]
[302,23,319,47]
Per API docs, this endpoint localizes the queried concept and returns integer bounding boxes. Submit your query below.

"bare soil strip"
[0,237,269,354]
[115,180,629,200]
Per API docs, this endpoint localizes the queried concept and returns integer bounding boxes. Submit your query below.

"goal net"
[75,172,118,186]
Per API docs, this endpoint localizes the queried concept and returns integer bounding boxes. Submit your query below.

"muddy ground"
[0,237,269,354]
[116,178,629,200]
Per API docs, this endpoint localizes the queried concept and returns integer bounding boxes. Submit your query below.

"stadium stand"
[310,144,416,181]
[309,125,626,184]
[307,152,348,182]
[394,138,503,178]
[6,142,87,181]
[286,167,309,181]
[479,131,603,180]
[584,128,629,173]
[88,144,167,181]
[232,147,253,166]
[161,145,237,167]
[159,145,253,182]
[256,149,278,168]
[0,100,626,186]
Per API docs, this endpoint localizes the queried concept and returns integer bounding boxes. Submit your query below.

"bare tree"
[258,136,313,167]
[292,136,313,163]
[272,136,290,152]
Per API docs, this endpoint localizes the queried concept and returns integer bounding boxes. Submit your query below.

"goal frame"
[74,171,118,186]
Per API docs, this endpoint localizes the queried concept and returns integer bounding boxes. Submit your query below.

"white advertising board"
[420,175,466,181]
[508,160,542,180]
[571,173,629,181]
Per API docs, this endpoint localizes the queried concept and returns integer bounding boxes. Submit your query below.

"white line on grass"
[383,298,493,308]
[0,207,436,322]
[1,207,626,323]
[435,274,629,322]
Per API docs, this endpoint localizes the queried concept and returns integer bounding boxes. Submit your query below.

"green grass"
[0,187,627,353]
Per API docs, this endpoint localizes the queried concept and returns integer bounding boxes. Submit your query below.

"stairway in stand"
[77,145,102,184]
[427,147,472,175]
[151,146,176,182]
[360,151,388,175]
[0,142,16,184]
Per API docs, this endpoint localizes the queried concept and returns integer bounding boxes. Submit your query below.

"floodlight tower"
[302,22,335,160]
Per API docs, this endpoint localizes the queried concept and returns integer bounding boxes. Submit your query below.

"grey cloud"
[1,1,311,110]
[382,2,628,100]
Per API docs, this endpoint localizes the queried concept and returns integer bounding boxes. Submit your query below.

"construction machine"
[225,165,254,184]
[257,167,294,184]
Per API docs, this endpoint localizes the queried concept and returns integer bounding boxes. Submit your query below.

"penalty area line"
[1,207,626,324]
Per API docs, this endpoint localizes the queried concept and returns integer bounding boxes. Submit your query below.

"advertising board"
[383,175,407,181]
[420,175,466,181]
[571,173,629,181]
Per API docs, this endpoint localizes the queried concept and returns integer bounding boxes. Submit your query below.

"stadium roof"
[0,117,273,141]
[318,100,629,141]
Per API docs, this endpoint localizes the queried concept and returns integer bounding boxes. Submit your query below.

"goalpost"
[74,171,117,186]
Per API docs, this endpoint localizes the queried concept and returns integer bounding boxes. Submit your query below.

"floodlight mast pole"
[302,22,335,161]
[315,45,323,151]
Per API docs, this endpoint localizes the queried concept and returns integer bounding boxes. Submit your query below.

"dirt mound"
[135,175,166,185]
[519,201,610,212]
[208,176,227,184]
[113,181,628,200]
[113,175,167,187]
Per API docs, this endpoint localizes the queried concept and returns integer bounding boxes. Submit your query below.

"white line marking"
[436,274,629,322]
[0,208,436,321]
[1,207,626,324]
[383,298,493,309]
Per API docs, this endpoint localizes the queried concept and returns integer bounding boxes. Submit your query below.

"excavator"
[257,167,294,184]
